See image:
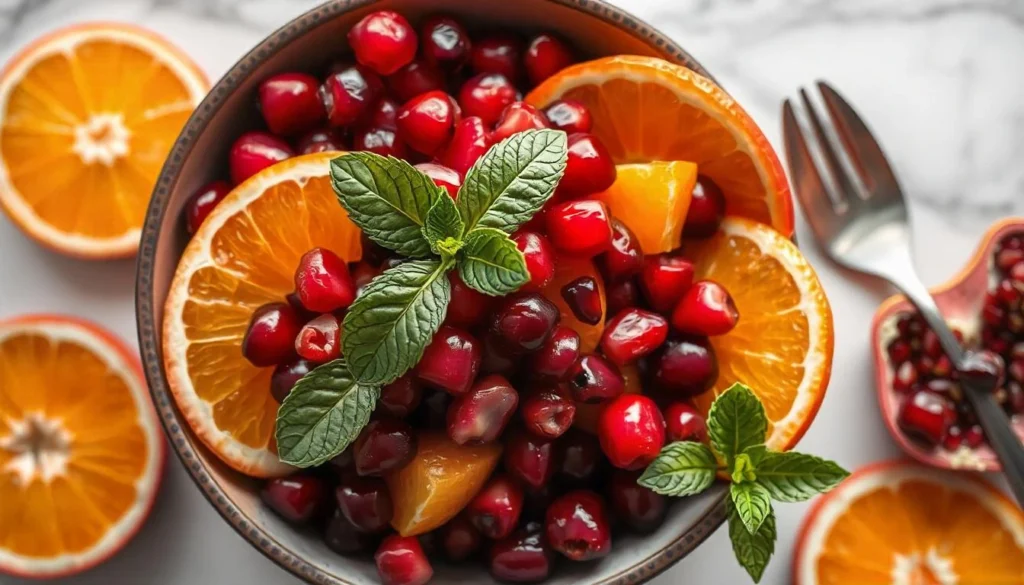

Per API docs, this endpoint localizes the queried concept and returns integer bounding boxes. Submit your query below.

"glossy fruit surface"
[185,180,231,235]
[521,385,576,438]
[294,313,341,363]
[601,308,669,366]
[608,470,666,533]
[242,302,302,367]
[388,59,444,102]
[444,272,492,328]
[897,390,957,446]
[294,247,356,313]
[545,200,613,257]
[446,374,519,445]
[490,293,561,354]
[470,34,522,80]
[438,514,481,561]
[466,474,524,539]
[663,402,708,442]
[524,34,574,86]
[598,219,645,282]
[396,90,460,155]
[671,280,740,337]
[420,15,470,66]
[640,255,694,314]
[683,176,727,238]
[567,354,624,404]
[458,73,517,126]
[415,325,481,395]
[379,374,424,418]
[556,429,602,483]
[258,72,324,136]
[354,417,418,476]
[354,126,408,158]
[414,163,461,199]
[543,99,592,134]
[229,131,294,185]
[545,490,611,561]
[270,358,313,404]
[375,534,433,585]
[440,116,492,176]
[558,133,616,198]
[525,325,580,380]
[297,128,346,154]
[489,526,554,583]
[336,476,394,533]
[595,161,698,254]
[348,11,418,75]
[504,429,556,490]
[319,64,384,127]
[261,475,327,524]
[598,394,665,470]
[540,256,606,353]
[560,276,603,326]
[492,102,549,142]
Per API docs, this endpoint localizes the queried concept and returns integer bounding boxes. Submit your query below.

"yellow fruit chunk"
[594,161,697,254]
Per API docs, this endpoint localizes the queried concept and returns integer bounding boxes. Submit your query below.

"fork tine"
[797,87,860,207]
[782,99,841,238]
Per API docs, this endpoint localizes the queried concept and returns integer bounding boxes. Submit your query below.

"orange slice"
[541,255,606,353]
[683,217,833,451]
[594,161,697,254]
[162,152,362,478]
[795,460,1024,585]
[0,315,163,579]
[385,432,502,537]
[526,56,794,237]
[0,23,208,258]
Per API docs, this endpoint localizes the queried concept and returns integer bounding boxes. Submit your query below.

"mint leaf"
[730,481,772,534]
[731,453,757,484]
[637,441,718,497]
[708,383,768,466]
[331,153,442,258]
[342,260,452,385]
[458,129,567,233]
[755,452,849,502]
[728,501,776,583]
[275,359,379,468]
[423,193,464,255]
[457,228,529,296]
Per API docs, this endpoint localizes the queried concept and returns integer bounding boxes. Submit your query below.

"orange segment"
[0,23,208,258]
[163,152,362,478]
[526,56,794,237]
[683,217,833,451]
[795,460,1024,585]
[594,161,697,254]
[385,432,502,537]
[0,315,163,579]
[541,255,605,353]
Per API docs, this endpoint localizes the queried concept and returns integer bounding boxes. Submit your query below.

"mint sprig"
[638,383,849,582]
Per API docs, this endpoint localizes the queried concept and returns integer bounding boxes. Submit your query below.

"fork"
[782,81,1024,506]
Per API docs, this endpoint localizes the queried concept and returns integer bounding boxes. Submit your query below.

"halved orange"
[0,23,208,258]
[0,315,163,579]
[526,56,794,237]
[683,217,833,451]
[163,152,362,478]
[540,254,606,354]
[794,460,1024,584]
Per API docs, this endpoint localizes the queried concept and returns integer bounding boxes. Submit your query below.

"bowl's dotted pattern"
[135,1,723,584]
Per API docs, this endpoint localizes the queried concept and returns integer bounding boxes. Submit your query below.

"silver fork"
[783,81,1024,506]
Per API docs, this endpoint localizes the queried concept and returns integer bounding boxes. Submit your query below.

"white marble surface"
[0,0,1021,583]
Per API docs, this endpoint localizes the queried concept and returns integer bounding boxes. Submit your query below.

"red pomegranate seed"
[261,475,327,524]
[319,64,384,127]
[663,402,707,442]
[504,429,556,489]
[348,11,418,75]
[354,126,408,158]
[546,199,613,257]
[489,525,554,583]
[353,417,417,476]
[271,358,313,403]
[471,34,523,80]
[556,429,602,483]
[396,90,460,156]
[609,470,667,534]
[294,247,356,313]
[440,116,493,177]
[932,355,953,379]
[242,302,302,367]
[892,361,918,394]
[525,325,580,380]
[229,131,293,185]
[415,162,462,199]
[558,276,602,325]
[511,231,556,291]
[350,261,381,297]
[545,490,611,561]
[558,133,616,198]
[446,374,519,445]
[439,514,482,561]
[887,338,913,364]
[671,280,739,336]
[997,246,1024,273]
[543,100,592,134]
[490,293,561,354]
[567,354,624,404]
[601,309,669,366]
[443,272,493,328]
[388,59,444,102]
[415,325,482,395]
[524,34,574,86]
[942,425,963,451]
[336,476,393,533]
[652,336,718,396]
[296,128,346,154]
[640,255,695,313]
[458,73,518,126]
[964,424,985,448]
[491,102,550,142]
[897,390,956,446]
[683,176,726,238]
[605,278,641,317]
[258,72,324,136]
[324,508,377,555]
[598,394,666,470]
[294,314,341,363]
[467,474,524,539]
[521,386,576,439]
[375,534,433,585]
[480,334,521,377]
[420,15,470,67]
[184,180,231,235]
[371,98,401,129]
[599,219,645,281]
[379,374,423,418]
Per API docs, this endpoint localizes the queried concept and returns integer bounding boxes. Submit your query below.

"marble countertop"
[1,0,1021,583]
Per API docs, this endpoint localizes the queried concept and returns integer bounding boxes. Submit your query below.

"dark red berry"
[599,219,644,281]
[605,278,640,317]
[887,339,913,364]
[415,325,481,395]
[351,261,381,297]
[319,64,384,127]
[897,390,956,446]
[439,514,481,561]
[546,199,613,257]
[608,469,666,533]
[512,231,556,291]
[567,354,624,404]
[271,358,313,403]
[397,90,460,156]
[348,11,418,75]
[336,476,393,533]
[524,34,574,86]
[440,116,493,176]
[421,15,470,66]
[640,255,695,313]
[471,34,523,80]
[683,176,726,238]
[525,325,580,380]
[480,334,521,377]
[261,475,327,524]
[242,302,302,367]
[258,72,324,136]
[672,280,739,336]
[942,425,964,451]
[556,429,601,483]
[601,309,669,366]
[354,126,408,158]
[489,525,554,583]
[560,276,603,325]
[379,374,423,418]
[504,429,556,490]
[663,402,707,442]
[294,247,356,313]
[388,59,444,102]
[371,98,401,129]
[324,508,376,555]
[892,361,918,394]
[964,424,985,448]
[296,128,346,154]
[490,293,561,354]
[446,374,519,445]
[375,534,433,585]
[545,490,611,561]
[467,474,524,539]
[543,100,592,134]
[521,386,576,439]
[444,272,493,328]
[491,102,549,142]
[557,133,616,198]
[185,180,231,235]
[294,313,342,363]
[353,417,417,476]
[229,131,293,185]
[598,394,666,470]
[458,73,517,127]
[652,336,718,396]
[414,162,461,199]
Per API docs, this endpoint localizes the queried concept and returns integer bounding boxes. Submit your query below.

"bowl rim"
[134,1,727,584]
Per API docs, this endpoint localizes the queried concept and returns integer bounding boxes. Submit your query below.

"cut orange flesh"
[0,23,207,258]
[162,152,362,478]
[594,161,697,254]
[0,315,163,578]
[386,432,502,537]
[795,460,1024,585]
[541,255,606,354]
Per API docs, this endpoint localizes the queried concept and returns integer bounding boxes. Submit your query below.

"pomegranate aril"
[601,309,669,366]
[481,334,521,377]
[521,386,576,439]
[293,314,341,365]
[415,163,462,199]
[640,255,695,313]
[261,475,327,524]
[545,490,611,561]
[258,72,324,136]
[331,447,354,471]
[184,180,231,235]
[599,219,645,282]
[543,100,592,134]
[892,361,918,394]
[999,246,1024,274]
[441,116,493,176]
[371,98,401,129]
[942,425,964,451]
[242,302,302,367]
[558,133,616,198]
[489,526,554,583]
[609,469,666,533]
[415,325,481,395]
[505,231,555,291]
[379,373,423,418]
[351,261,381,296]
[466,474,524,539]
[683,176,726,238]
[375,535,433,585]
[421,15,470,67]
[439,514,482,561]
[897,389,956,446]
[546,199,613,257]
[652,336,718,396]
[388,59,444,102]
[353,417,417,476]
[446,374,519,445]
[491,102,549,142]
[605,278,640,317]
[397,90,460,156]
[504,429,556,490]
[336,476,393,533]
[229,131,293,185]
[458,73,517,127]
[296,128,346,154]
[354,126,408,158]
[560,276,603,325]
[349,11,417,75]
[663,402,707,442]
[470,34,523,80]
[598,394,666,470]
[325,508,376,555]
[490,293,561,354]
[887,339,913,364]
[524,34,574,86]
[556,429,602,483]
[964,424,985,448]
[1005,381,1024,414]
[525,325,580,380]
[672,280,739,336]
[271,358,314,403]
[319,64,384,127]
[295,247,356,313]
[444,272,493,328]
[568,354,624,404]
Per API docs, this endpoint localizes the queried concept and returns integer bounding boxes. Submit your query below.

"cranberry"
[663,402,708,442]
[439,515,481,561]
[440,116,492,176]
[295,313,342,363]
[608,469,666,533]
[523,34,574,86]
[556,429,601,483]
[492,102,550,142]
[490,293,561,353]
[324,508,376,555]
[897,390,956,446]
[489,526,554,583]
[388,60,444,102]
[242,302,301,367]
[559,276,603,326]
[421,15,470,67]
[319,64,384,127]
[467,474,524,539]
[511,231,556,291]
[598,394,666,470]
[567,354,624,404]
[271,358,313,403]
[683,176,726,238]
[354,126,408,158]
[598,219,644,281]
[296,128,346,154]
[294,247,356,313]
[353,417,417,476]
[525,325,580,380]
[546,199,613,257]
[543,100,592,134]
[504,429,556,489]
[371,98,401,129]
[601,309,669,366]
[446,374,519,445]
[640,255,695,313]
[184,180,231,235]
[444,272,493,328]
[672,280,739,336]
[415,162,462,199]
[258,72,324,136]
[458,73,518,127]
[605,278,640,317]
[521,386,576,438]
[558,133,616,198]
[415,325,481,395]
[396,90,460,156]
[375,535,433,585]
[652,336,718,396]
[348,11,417,75]
[336,476,393,533]
[379,374,423,418]
[964,424,986,448]
[545,490,611,561]
[229,131,293,185]
[261,475,327,524]
[471,34,523,80]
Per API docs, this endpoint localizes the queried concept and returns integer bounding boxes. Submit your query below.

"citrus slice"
[526,56,794,237]
[540,255,606,353]
[0,23,208,258]
[385,432,502,537]
[0,315,163,578]
[163,152,362,478]
[594,161,697,254]
[683,217,833,450]
[794,460,1024,585]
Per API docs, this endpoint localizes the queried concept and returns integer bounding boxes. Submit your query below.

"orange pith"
[526,56,794,237]
[0,315,163,578]
[541,254,605,353]
[795,461,1024,585]
[0,23,208,258]
[162,152,362,478]
[385,432,502,537]
[594,161,697,254]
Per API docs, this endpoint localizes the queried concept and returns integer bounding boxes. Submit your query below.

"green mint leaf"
[275,359,379,468]
[457,129,567,233]
[708,383,768,467]
[744,445,769,468]
[423,193,465,255]
[637,441,718,497]
[755,451,850,502]
[342,259,452,385]
[730,482,773,535]
[731,453,757,484]
[457,228,529,296]
[331,152,442,258]
[728,501,776,583]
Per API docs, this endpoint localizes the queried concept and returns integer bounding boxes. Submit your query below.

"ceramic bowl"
[135,1,731,584]
[871,217,1024,471]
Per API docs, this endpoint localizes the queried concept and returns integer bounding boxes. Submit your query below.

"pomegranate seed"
[942,425,964,451]
[924,378,962,401]
[998,246,1024,273]
[671,280,739,336]
[319,64,384,127]
[543,100,592,134]
[471,34,523,80]
[336,476,393,533]
[415,162,461,199]
[1010,264,1024,289]
[229,131,293,185]
[964,424,985,448]
[296,128,346,154]
[609,469,667,533]
[558,133,616,198]
[504,429,556,489]
[348,11,417,75]
[295,313,342,363]
[556,429,601,483]
[481,334,521,377]
[458,73,518,126]
[354,126,408,158]
[413,390,452,430]
[397,90,460,156]
[921,329,944,359]
[545,490,611,561]
[492,102,550,142]
[546,199,613,257]
[440,116,493,176]
[489,526,554,583]
[490,293,561,353]
[511,231,556,291]
[261,475,327,524]
[379,374,423,418]
[599,219,645,281]
[330,447,354,471]
[388,60,444,102]
[663,402,707,442]
[271,358,313,403]
[598,394,666,470]
[324,508,377,555]
[294,247,356,312]
[567,354,624,404]
[446,374,520,445]
[353,417,417,476]
[605,278,640,317]
[258,72,324,136]
[439,514,481,561]
[887,339,913,364]
[371,98,401,129]
[640,255,695,313]
[983,302,1006,327]
[242,302,302,367]
[1010,357,1024,384]
[184,180,231,235]
[421,15,470,67]
[652,336,718,396]
[524,34,574,86]
[467,474,524,539]
[351,261,381,296]
[933,355,953,379]
[375,534,433,585]
[683,176,726,238]
[560,276,603,325]
[1005,381,1024,414]
[521,386,576,438]
[601,309,669,366]
[444,272,493,328]
[892,360,918,394]
[415,325,482,395]
[897,390,956,446]
[525,325,580,380]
